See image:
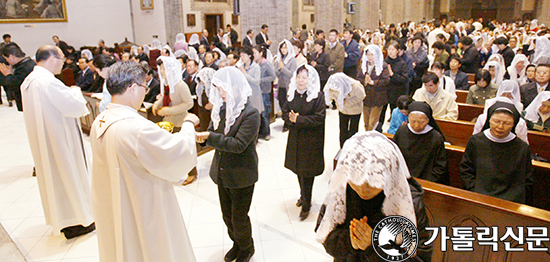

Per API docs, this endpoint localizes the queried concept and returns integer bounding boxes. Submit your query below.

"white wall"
[0,0,133,56]
[131,0,167,45]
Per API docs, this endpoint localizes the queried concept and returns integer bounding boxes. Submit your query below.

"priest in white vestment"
[90,61,198,262]
[20,45,95,239]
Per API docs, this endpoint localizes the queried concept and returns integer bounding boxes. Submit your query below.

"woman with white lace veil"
[130,45,138,56]
[195,67,261,262]
[195,67,216,131]
[174,33,188,53]
[507,54,530,85]
[532,36,550,65]
[283,64,326,221]
[524,91,550,132]
[161,44,176,58]
[275,39,297,132]
[188,34,200,51]
[315,131,432,262]
[324,72,365,147]
[484,60,504,86]
[81,49,93,60]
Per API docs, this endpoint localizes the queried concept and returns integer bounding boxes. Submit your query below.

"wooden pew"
[527,131,550,161]
[418,178,550,262]
[436,118,475,147]
[456,90,468,103]
[467,73,475,86]
[457,103,484,122]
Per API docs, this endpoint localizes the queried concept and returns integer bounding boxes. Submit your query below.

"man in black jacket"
[200,29,210,51]
[75,57,94,92]
[226,24,238,49]
[255,24,272,49]
[143,68,160,103]
[495,37,515,78]
[0,43,36,111]
[52,35,69,57]
[458,36,480,74]
[520,64,550,107]
[243,30,254,48]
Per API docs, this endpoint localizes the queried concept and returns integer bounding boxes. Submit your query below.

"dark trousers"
[297,176,314,211]
[0,86,14,104]
[343,65,357,78]
[218,184,255,251]
[377,102,397,131]
[277,86,288,129]
[339,112,361,148]
[14,90,22,111]
[259,93,271,137]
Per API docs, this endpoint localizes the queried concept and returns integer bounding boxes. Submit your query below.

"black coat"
[384,56,409,105]
[229,29,238,46]
[444,70,469,90]
[207,103,261,189]
[144,77,160,103]
[137,53,149,63]
[76,68,94,92]
[255,33,270,48]
[283,91,326,177]
[520,82,549,107]
[243,37,253,48]
[499,46,515,68]
[460,45,481,74]
[357,62,390,107]
[200,36,210,51]
[5,57,35,111]
[309,52,331,82]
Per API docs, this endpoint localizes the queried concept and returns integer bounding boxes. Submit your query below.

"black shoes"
[299,209,309,221]
[296,198,304,207]
[61,222,96,239]
[224,244,240,262]
[298,199,311,221]
[236,247,255,262]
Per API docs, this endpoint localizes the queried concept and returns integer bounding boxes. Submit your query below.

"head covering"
[157,56,183,95]
[265,49,274,64]
[482,101,521,134]
[130,45,138,56]
[324,73,353,109]
[316,131,416,243]
[277,39,296,65]
[195,67,216,106]
[209,67,252,135]
[175,33,187,45]
[151,39,162,50]
[362,45,384,76]
[142,45,150,56]
[212,47,227,60]
[81,49,93,60]
[484,60,504,85]
[484,80,523,114]
[174,49,187,58]
[533,37,550,65]
[188,34,200,46]
[407,101,444,139]
[524,91,550,123]
[507,54,530,84]
[162,44,176,58]
[473,22,483,31]
[486,53,506,74]
[187,47,204,69]
[287,64,320,102]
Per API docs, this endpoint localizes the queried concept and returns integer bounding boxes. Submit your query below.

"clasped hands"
[350,216,373,251]
[289,110,299,123]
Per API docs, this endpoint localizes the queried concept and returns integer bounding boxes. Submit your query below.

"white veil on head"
[533,36,550,64]
[484,60,504,85]
[151,39,162,50]
[316,131,416,243]
[484,80,523,113]
[195,67,216,106]
[157,56,183,95]
[287,64,321,102]
[277,39,296,65]
[189,34,200,46]
[142,45,150,56]
[323,72,352,109]
[174,49,187,58]
[187,47,204,69]
[212,47,227,60]
[130,45,138,56]
[162,44,176,58]
[175,33,187,44]
[507,54,529,83]
[209,67,253,135]
[524,91,550,123]
[81,49,93,60]
[362,45,384,76]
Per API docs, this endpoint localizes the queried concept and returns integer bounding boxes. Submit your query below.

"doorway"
[205,14,223,43]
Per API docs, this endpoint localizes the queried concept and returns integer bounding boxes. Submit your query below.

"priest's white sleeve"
[136,121,197,182]
[44,80,89,118]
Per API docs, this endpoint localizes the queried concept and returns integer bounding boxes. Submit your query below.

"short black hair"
[291,40,303,51]
[2,43,25,58]
[449,55,461,64]
[246,29,253,35]
[397,95,413,110]
[385,40,400,51]
[422,71,440,84]
[458,36,473,46]
[314,38,325,49]
[296,64,308,75]
[177,54,188,64]
[253,45,267,59]
[106,61,147,96]
[315,30,324,36]
[78,57,89,63]
[228,52,240,61]
[475,68,492,84]
[344,29,353,35]
[329,29,338,35]
[436,33,446,40]
[494,36,509,45]
[526,64,536,71]
[261,24,268,29]
[537,63,550,70]
[302,24,307,30]
[431,61,445,70]
[434,20,442,28]
[187,59,199,67]
[226,24,231,28]
[240,46,253,57]
[93,54,116,70]
[2,34,10,40]
[432,41,445,50]
[35,45,61,62]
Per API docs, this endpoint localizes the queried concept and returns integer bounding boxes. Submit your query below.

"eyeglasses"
[137,83,150,93]
[56,56,66,62]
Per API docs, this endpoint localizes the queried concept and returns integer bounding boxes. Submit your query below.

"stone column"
[315,0,344,32]
[162,0,184,46]
[239,0,292,53]
[537,0,550,25]
[353,0,380,31]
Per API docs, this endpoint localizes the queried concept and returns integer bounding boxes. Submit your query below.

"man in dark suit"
[144,68,160,104]
[458,36,480,74]
[75,57,94,92]
[521,64,550,107]
[243,30,254,48]
[137,46,149,63]
[226,24,238,49]
[299,24,309,43]
[255,24,272,49]
[212,28,226,53]
[183,59,199,96]
[0,43,36,111]
[200,29,210,51]
[495,37,515,75]
[52,35,69,57]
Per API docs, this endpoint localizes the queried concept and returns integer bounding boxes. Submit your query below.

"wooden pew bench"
[457,103,484,122]
[456,90,468,104]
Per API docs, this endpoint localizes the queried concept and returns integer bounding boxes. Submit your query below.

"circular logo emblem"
[372,215,419,261]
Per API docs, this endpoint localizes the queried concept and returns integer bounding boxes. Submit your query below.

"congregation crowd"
[1,15,550,262]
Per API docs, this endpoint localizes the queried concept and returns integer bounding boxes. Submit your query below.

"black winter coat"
[207,103,261,189]
[384,56,409,105]
[282,91,326,177]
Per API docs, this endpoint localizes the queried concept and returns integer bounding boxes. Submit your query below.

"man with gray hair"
[90,61,199,262]
[21,45,95,239]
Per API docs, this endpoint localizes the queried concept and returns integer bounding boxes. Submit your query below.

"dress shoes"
[299,210,309,221]
[236,247,255,262]
[61,222,96,239]
[224,244,240,262]
[296,198,304,207]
